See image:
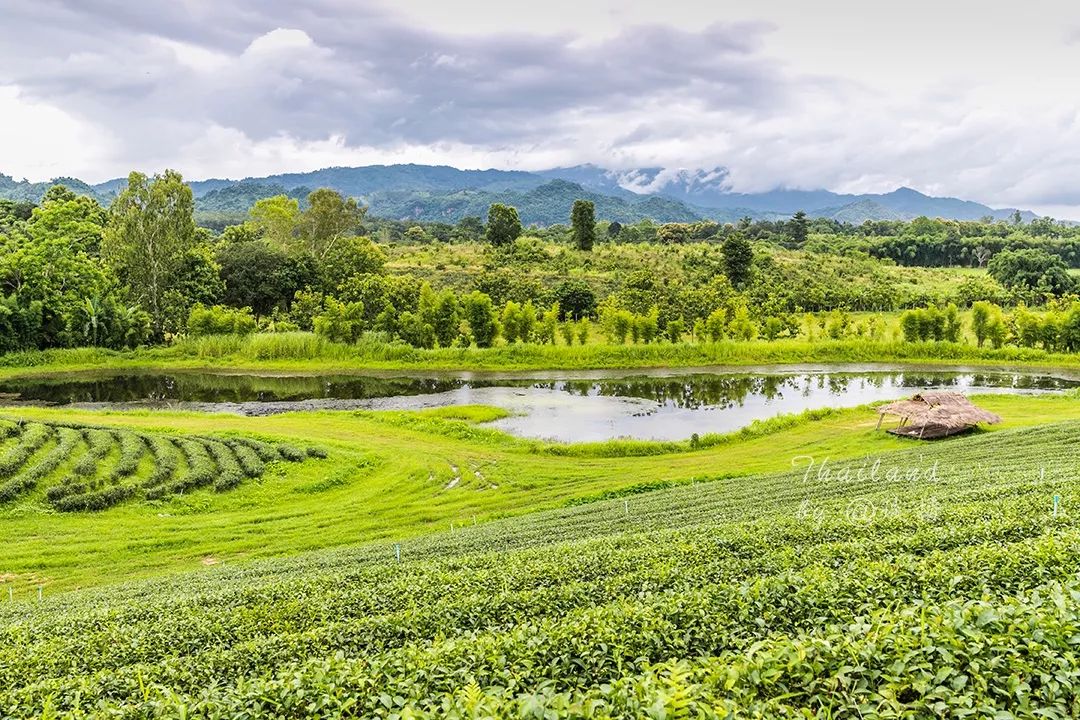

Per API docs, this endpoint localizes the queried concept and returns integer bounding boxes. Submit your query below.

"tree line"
[0,170,1077,355]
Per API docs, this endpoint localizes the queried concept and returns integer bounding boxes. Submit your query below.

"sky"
[2,0,1080,215]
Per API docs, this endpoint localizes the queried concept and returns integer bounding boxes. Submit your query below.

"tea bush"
[3,422,1080,716]
[0,418,325,511]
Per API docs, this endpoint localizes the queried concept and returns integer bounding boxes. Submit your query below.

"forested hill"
[0,165,1041,226]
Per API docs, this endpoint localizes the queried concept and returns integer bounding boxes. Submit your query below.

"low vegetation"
[0,417,320,512]
[3,418,1080,716]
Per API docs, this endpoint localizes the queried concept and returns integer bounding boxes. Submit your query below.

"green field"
[3,353,1080,717]
[4,402,1080,716]
[2,335,1079,382]
[0,391,1078,594]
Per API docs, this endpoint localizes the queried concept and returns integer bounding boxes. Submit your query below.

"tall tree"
[102,170,196,339]
[571,199,595,251]
[249,195,300,248]
[722,233,754,288]
[217,241,317,317]
[787,211,809,245]
[485,203,522,247]
[988,248,1074,295]
[298,188,367,260]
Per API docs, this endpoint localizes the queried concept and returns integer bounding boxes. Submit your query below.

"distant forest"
[2,169,1079,358]
[0,163,1046,229]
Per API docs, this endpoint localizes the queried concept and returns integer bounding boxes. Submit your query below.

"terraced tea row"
[0,418,324,511]
[3,422,1079,717]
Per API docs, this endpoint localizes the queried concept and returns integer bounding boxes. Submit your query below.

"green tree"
[405,226,429,244]
[217,241,316,318]
[462,291,499,347]
[787,211,809,245]
[761,317,784,341]
[971,301,1005,348]
[318,236,386,294]
[249,195,301,249]
[187,304,257,336]
[728,304,757,341]
[431,291,462,347]
[943,303,962,342]
[987,248,1074,296]
[500,300,536,343]
[313,298,365,344]
[456,216,485,241]
[397,311,435,348]
[298,189,367,261]
[161,246,224,336]
[537,303,560,344]
[657,223,691,244]
[560,321,575,346]
[571,200,596,251]
[722,233,753,288]
[485,204,522,247]
[553,279,596,320]
[575,318,591,345]
[704,308,727,342]
[102,170,197,339]
[637,307,659,343]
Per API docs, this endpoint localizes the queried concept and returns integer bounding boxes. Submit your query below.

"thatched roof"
[877,391,1001,438]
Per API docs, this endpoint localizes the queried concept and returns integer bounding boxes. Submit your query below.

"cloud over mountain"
[2,1,1080,216]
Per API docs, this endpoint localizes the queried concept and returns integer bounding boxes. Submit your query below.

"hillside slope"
[0,164,1043,225]
[2,420,1079,717]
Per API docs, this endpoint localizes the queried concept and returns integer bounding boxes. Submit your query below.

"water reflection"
[0,369,1074,442]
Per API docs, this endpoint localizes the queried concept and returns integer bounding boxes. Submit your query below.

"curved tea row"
[0,419,324,511]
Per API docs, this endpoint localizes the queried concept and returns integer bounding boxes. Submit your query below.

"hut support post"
[876,414,884,430]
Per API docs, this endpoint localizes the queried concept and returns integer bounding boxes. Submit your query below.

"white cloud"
[0,85,114,180]
[2,0,1080,218]
[243,28,317,57]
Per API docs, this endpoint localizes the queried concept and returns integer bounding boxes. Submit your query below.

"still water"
[0,366,1075,442]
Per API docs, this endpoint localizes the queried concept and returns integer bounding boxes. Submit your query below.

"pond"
[0,365,1076,442]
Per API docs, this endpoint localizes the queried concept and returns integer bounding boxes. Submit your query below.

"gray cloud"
[0,1,788,152]
[2,0,1079,216]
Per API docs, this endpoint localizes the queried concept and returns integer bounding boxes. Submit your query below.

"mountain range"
[0,164,1041,227]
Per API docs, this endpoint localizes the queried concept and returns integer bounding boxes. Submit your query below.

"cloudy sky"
[3,0,1080,214]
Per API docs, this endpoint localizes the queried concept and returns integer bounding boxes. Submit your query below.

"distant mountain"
[819,200,905,225]
[0,173,114,205]
[0,164,1050,225]
[197,182,311,214]
[364,179,712,225]
[226,164,543,198]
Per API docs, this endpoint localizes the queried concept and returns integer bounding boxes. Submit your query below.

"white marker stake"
[1054,495,1060,518]
[394,543,401,563]
[624,500,629,516]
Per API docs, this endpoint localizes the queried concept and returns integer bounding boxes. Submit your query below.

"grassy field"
[4,407,1080,716]
[1,335,1079,381]
[1,392,1079,596]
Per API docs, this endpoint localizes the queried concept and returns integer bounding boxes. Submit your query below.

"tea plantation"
[3,421,1080,718]
[0,417,321,511]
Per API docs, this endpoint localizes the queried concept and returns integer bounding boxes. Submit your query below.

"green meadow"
[2,391,1078,596]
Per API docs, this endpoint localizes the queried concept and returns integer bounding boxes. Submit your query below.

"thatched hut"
[876,391,1001,439]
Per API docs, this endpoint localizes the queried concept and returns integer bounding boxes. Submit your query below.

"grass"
[5,413,1080,715]
[2,335,1080,381]
[0,391,1077,595]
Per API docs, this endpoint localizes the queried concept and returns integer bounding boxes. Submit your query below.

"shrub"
[187,304,257,337]
[313,298,365,344]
